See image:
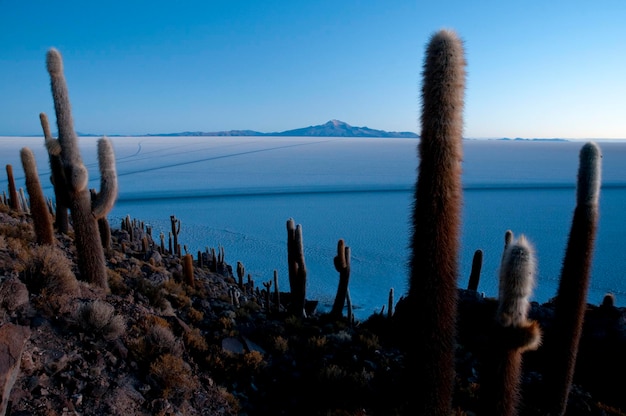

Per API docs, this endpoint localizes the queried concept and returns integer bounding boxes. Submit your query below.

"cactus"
[237,261,245,290]
[183,253,194,287]
[170,215,181,257]
[481,235,542,416]
[45,48,118,289]
[387,288,394,319]
[273,269,280,312]
[20,147,55,245]
[5,164,20,212]
[286,218,307,318]
[330,239,351,319]
[403,29,466,416]
[543,142,602,416]
[263,280,272,313]
[39,112,70,234]
[467,249,483,291]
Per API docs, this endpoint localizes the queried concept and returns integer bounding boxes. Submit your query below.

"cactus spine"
[45,48,118,289]
[543,142,602,415]
[482,234,542,416]
[404,29,465,416]
[20,147,55,245]
[286,218,307,318]
[330,238,351,319]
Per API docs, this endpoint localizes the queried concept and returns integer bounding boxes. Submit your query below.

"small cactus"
[467,249,483,291]
[481,234,542,416]
[183,253,194,287]
[20,147,55,245]
[330,239,351,319]
[286,218,307,318]
[5,164,20,212]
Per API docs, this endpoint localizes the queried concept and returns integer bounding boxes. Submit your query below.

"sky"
[1,1,625,139]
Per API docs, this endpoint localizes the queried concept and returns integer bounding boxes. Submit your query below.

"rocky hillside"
[0,205,625,415]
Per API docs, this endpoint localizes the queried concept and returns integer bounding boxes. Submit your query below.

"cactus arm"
[92,137,118,219]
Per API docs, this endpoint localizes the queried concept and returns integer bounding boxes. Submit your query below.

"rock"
[0,276,29,313]
[221,337,245,354]
[0,323,31,415]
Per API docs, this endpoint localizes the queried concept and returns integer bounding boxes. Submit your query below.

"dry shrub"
[186,306,204,323]
[272,335,289,354]
[160,279,191,308]
[149,353,198,399]
[75,300,126,340]
[133,321,182,359]
[308,335,328,350]
[21,245,80,313]
[357,332,381,351]
[243,350,265,371]
[183,327,208,352]
[0,221,34,241]
[107,268,129,295]
[318,363,348,383]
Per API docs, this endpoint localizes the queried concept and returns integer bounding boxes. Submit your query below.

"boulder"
[0,323,31,415]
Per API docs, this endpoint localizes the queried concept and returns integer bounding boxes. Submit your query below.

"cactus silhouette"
[45,48,118,289]
[5,164,20,212]
[481,234,542,416]
[20,147,55,245]
[39,112,70,234]
[404,28,466,415]
[330,239,351,319]
[467,249,483,291]
[286,218,307,318]
[543,141,602,415]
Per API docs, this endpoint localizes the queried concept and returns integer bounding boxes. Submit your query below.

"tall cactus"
[405,29,466,415]
[20,147,55,245]
[39,112,70,234]
[543,142,602,415]
[286,218,307,318]
[330,239,351,319]
[481,234,542,416]
[45,48,118,289]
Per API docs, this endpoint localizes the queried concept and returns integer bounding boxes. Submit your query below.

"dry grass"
[148,353,198,399]
[74,299,126,340]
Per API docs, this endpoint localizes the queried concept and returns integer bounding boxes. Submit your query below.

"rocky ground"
[0,206,625,415]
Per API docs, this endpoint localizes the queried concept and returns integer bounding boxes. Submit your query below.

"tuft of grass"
[20,245,80,314]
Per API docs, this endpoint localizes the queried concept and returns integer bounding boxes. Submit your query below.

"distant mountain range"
[149,120,419,138]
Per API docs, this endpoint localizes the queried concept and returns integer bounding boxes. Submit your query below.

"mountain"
[153,120,418,138]
[267,119,418,138]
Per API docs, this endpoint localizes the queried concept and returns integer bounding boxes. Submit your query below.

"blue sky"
[1,1,624,138]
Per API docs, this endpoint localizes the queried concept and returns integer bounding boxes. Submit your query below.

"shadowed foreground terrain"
[0,206,625,415]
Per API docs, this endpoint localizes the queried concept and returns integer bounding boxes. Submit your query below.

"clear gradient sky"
[1,1,624,138]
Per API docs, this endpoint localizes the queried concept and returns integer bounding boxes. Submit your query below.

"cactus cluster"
[44,48,118,289]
